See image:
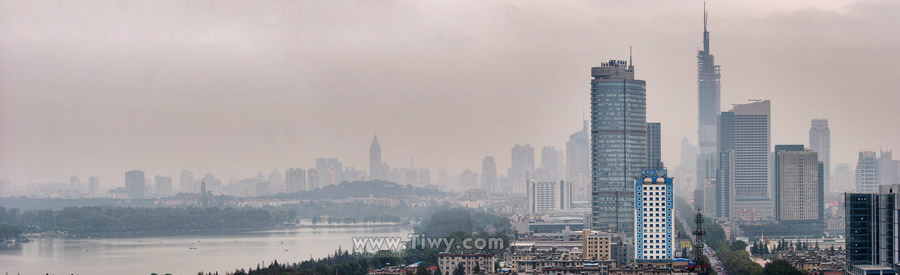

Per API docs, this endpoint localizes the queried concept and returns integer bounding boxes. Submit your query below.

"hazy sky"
[2,0,899,187]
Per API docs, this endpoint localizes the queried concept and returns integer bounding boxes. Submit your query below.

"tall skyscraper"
[268,169,283,194]
[509,144,535,193]
[540,146,564,181]
[634,169,673,261]
[844,185,900,268]
[481,156,497,193]
[69,176,80,191]
[180,169,195,194]
[646,122,663,170]
[773,145,824,236]
[567,120,591,202]
[369,135,388,181]
[316,158,343,187]
[590,59,646,235]
[88,176,100,197]
[833,163,854,193]
[285,168,306,193]
[155,175,173,197]
[879,150,900,186]
[125,170,145,199]
[306,168,317,190]
[856,151,879,193]
[697,4,722,208]
[845,192,879,266]
[526,180,572,214]
[717,100,771,220]
[809,119,831,192]
[460,169,478,191]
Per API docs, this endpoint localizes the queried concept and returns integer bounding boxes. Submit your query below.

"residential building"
[460,169,478,191]
[180,169,196,194]
[834,163,855,193]
[88,176,99,197]
[125,170,145,199]
[527,180,572,214]
[582,229,612,261]
[437,253,496,275]
[591,59,646,236]
[510,144,535,194]
[316,157,343,187]
[634,169,674,261]
[306,168,317,190]
[481,156,497,193]
[285,168,306,193]
[155,175,173,197]
[541,146,565,181]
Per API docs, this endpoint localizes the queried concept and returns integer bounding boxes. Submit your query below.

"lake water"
[0,226,412,275]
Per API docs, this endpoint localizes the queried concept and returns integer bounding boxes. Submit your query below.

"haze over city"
[2,0,899,187]
[5,1,900,275]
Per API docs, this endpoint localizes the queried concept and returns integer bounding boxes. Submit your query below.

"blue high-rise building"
[634,169,673,261]
[591,59,647,236]
[846,193,881,266]
[845,185,900,271]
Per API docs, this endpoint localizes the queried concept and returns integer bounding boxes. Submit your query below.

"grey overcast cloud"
[1,0,898,187]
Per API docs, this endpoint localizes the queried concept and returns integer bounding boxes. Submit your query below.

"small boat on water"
[189,247,198,250]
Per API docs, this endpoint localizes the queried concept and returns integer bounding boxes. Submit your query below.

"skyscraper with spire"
[369,135,385,181]
[697,3,721,215]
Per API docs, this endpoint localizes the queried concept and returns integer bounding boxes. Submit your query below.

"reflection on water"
[0,226,411,275]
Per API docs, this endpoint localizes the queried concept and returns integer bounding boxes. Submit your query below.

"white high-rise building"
[809,119,831,192]
[510,144,535,194]
[634,169,673,261]
[125,170,145,199]
[481,156,497,193]
[526,180,572,214]
[316,158,343,187]
[155,175,173,197]
[541,146,564,181]
[856,151,879,193]
[285,168,307,193]
[88,176,100,197]
[879,150,900,186]
[180,170,196,194]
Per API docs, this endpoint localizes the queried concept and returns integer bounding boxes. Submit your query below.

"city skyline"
[2,0,900,186]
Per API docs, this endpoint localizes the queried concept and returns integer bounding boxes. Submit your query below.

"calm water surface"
[0,226,411,275]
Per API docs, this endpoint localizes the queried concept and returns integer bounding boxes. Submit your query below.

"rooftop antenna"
[703,2,710,53]
[629,46,633,66]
